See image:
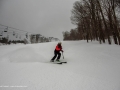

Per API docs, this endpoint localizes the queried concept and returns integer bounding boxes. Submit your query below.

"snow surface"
[0,40,120,90]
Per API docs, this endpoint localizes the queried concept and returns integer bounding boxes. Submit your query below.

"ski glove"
[61,50,64,52]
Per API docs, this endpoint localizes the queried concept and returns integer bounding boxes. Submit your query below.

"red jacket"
[55,44,62,51]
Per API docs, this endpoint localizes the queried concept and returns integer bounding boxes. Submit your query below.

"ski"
[55,61,67,64]
[50,61,62,64]
[49,61,67,64]
[60,61,67,63]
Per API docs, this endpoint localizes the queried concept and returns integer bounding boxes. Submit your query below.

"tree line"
[63,0,120,45]
[30,34,60,44]
[0,35,60,45]
[0,37,26,45]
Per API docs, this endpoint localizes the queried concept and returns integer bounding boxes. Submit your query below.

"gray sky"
[0,0,76,40]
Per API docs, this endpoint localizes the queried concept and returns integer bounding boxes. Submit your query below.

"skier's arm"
[61,46,64,52]
[61,50,64,52]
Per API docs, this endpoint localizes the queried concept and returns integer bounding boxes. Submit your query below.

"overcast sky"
[0,0,77,40]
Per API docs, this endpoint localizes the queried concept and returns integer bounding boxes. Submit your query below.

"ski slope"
[0,41,120,90]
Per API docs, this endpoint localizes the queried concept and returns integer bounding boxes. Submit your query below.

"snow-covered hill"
[0,41,120,90]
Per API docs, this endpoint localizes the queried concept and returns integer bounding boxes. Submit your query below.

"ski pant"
[51,50,61,60]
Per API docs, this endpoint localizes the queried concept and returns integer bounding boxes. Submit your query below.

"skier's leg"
[51,51,57,61]
[56,52,61,60]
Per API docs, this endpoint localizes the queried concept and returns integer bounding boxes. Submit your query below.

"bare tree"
[66,0,120,45]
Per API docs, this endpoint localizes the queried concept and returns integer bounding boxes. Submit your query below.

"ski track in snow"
[0,41,120,90]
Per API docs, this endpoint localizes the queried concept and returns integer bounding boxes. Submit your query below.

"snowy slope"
[0,41,120,90]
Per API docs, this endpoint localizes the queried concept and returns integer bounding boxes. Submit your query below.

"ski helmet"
[58,42,62,44]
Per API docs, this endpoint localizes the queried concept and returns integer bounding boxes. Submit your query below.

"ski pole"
[62,52,64,59]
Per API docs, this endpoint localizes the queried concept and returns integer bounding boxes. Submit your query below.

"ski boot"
[56,59,60,62]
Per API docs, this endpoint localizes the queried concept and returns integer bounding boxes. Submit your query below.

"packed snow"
[0,40,120,90]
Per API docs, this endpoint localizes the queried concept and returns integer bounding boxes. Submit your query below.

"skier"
[50,42,64,62]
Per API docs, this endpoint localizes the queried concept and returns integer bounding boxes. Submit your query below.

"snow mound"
[1,46,45,63]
